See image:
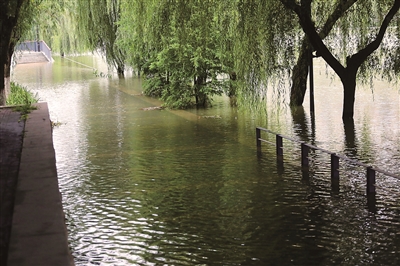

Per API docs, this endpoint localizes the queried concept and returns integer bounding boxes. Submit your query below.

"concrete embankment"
[4,102,73,265]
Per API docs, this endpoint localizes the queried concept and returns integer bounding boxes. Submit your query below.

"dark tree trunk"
[5,37,18,99]
[290,39,311,106]
[117,64,124,78]
[4,54,12,102]
[0,25,13,106]
[341,72,357,120]
[228,71,237,97]
[194,74,207,107]
[0,0,27,105]
[0,63,5,106]
[343,115,357,157]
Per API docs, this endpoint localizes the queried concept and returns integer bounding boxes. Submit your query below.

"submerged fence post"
[256,128,261,155]
[331,153,340,191]
[254,127,400,202]
[276,134,283,160]
[301,143,309,168]
[367,167,376,195]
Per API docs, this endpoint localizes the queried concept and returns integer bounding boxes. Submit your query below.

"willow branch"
[347,0,400,69]
[280,0,346,77]
[319,0,358,39]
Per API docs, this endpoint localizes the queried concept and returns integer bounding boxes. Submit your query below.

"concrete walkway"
[0,107,24,265]
[14,51,50,64]
[1,103,74,265]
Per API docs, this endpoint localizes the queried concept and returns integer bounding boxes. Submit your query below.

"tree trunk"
[5,37,18,100]
[290,39,311,106]
[228,71,237,97]
[343,115,357,157]
[117,64,124,78]
[194,74,207,107]
[0,19,12,106]
[341,72,357,120]
[4,66,11,103]
[0,0,27,105]
[0,65,5,106]
[0,28,12,106]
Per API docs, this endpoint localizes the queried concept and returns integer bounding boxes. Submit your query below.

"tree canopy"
[76,0,125,75]
[2,0,399,119]
[117,0,236,108]
[279,0,400,119]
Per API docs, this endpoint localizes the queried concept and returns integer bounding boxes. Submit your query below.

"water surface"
[13,56,400,265]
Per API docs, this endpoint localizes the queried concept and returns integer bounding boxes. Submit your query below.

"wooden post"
[367,193,377,213]
[331,153,340,191]
[366,167,376,195]
[256,128,261,156]
[276,134,283,160]
[301,143,309,168]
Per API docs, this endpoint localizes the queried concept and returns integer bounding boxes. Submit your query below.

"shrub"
[6,82,39,106]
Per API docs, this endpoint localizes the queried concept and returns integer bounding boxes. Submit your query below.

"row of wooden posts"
[256,127,399,200]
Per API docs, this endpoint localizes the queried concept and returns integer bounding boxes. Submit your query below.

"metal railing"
[256,127,399,199]
[14,40,52,62]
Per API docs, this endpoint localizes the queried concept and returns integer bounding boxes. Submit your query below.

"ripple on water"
[13,59,400,265]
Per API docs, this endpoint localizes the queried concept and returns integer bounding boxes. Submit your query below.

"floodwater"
[13,55,400,265]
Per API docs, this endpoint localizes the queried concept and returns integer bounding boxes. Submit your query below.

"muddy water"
[13,56,400,265]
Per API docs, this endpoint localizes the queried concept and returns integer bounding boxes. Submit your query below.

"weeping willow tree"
[20,0,86,55]
[0,0,40,105]
[234,1,299,109]
[279,0,400,120]
[234,0,400,120]
[38,0,84,55]
[6,0,84,102]
[289,0,360,106]
[118,0,235,108]
[76,0,125,76]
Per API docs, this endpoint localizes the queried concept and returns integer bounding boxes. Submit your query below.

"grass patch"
[7,82,39,119]
[7,82,39,106]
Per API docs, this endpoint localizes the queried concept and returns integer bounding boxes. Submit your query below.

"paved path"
[15,51,50,64]
[0,107,24,265]
[0,103,73,266]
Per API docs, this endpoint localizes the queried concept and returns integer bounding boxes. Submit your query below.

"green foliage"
[19,0,86,55]
[7,82,39,119]
[12,0,399,110]
[7,82,39,106]
[321,0,400,83]
[119,0,234,108]
[235,1,299,96]
[235,0,400,105]
[76,0,125,74]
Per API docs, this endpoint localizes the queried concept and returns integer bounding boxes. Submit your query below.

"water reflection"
[343,119,357,157]
[12,55,400,265]
[291,105,318,147]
